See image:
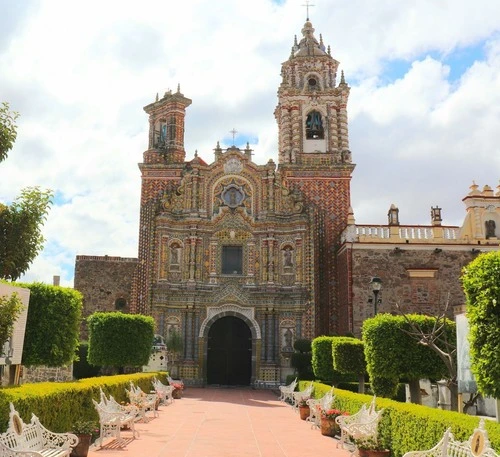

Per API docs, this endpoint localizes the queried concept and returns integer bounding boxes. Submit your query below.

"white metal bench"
[306,387,335,429]
[335,396,384,451]
[153,377,174,405]
[292,381,314,411]
[126,381,159,420]
[279,377,297,403]
[403,420,498,457]
[0,403,78,457]
[93,391,139,448]
[167,375,184,388]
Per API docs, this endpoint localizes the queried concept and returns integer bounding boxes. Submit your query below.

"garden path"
[87,387,351,457]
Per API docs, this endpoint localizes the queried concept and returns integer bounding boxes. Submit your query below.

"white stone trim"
[199,304,261,339]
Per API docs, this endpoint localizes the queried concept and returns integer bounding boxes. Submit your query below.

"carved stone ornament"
[224,157,243,174]
[222,184,245,208]
[199,304,261,338]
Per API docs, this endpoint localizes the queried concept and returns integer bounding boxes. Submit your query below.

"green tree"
[461,251,500,398]
[166,329,184,377]
[88,312,155,372]
[14,282,82,366]
[331,336,366,393]
[0,292,23,349]
[363,314,455,403]
[0,187,53,280]
[291,339,314,380]
[1,103,53,281]
[0,102,18,163]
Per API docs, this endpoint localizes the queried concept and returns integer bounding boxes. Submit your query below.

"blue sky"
[1,0,500,286]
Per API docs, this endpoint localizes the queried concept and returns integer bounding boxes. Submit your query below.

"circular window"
[308,77,317,87]
[115,298,127,310]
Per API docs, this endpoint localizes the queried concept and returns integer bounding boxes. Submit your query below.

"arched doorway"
[207,316,252,386]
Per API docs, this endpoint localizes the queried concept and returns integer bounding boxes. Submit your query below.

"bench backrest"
[0,403,69,452]
[404,421,498,457]
[320,388,335,410]
[14,421,45,451]
[449,421,498,457]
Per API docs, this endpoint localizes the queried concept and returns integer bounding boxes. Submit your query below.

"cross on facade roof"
[230,128,238,145]
[302,0,315,20]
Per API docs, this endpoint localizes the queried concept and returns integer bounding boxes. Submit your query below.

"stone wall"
[74,255,138,339]
[348,247,475,336]
[21,365,73,383]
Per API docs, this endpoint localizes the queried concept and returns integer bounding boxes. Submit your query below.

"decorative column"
[247,240,255,285]
[209,238,218,284]
[280,109,292,163]
[262,242,269,283]
[269,310,276,363]
[267,235,276,284]
[188,231,197,282]
[338,105,349,151]
[267,170,275,212]
[290,107,301,161]
[273,310,279,363]
[295,238,303,285]
[191,171,199,211]
[328,105,339,152]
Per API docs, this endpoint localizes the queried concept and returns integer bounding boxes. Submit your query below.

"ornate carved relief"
[199,304,261,339]
[280,319,295,353]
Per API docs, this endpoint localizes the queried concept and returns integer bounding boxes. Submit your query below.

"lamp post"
[370,277,382,315]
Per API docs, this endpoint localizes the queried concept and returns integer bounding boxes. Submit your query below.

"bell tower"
[143,85,192,164]
[275,20,351,165]
[276,18,355,335]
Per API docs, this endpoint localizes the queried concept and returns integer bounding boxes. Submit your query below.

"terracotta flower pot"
[320,417,339,437]
[172,388,182,399]
[71,434,92,457]
[299,405,310,420]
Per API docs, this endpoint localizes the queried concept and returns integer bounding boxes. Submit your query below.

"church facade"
[74,19,500,386]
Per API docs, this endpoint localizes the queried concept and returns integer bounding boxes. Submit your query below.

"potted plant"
[70,420,98,457]
[171,382,184,399]
[298,397,311,420]
[320,408,346,437]
[353,436,390,457]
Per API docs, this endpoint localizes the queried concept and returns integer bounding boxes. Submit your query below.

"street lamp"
[369,277,382,315]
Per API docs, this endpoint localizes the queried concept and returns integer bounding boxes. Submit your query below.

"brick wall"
[348,247,473,336]
[74,255,138,339]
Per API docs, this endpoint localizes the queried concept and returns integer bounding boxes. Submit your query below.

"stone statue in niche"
[283,247,293,267]
[170,245,180,264]
[485,220,496,239]
[282,328,293,352]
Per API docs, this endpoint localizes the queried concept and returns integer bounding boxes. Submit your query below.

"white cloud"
[1,0,500,286]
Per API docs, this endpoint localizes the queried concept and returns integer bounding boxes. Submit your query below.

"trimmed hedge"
[311,336,336,382]
[73,342,101,379]
[0,372,167,433]
[14,282,82,367]
[362,314,454,397]
[88,312,155,369]
[298,381,500,457]
[461,252,500,398]
[331,336,366,375]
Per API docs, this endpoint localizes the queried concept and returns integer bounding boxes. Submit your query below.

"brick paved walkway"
[87,387,352,457]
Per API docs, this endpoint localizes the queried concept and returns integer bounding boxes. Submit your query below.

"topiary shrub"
[461,251,500,398]
[73,342,101,379]
[88,312,155,373]
[293,338,311,353]
[332,336,367,393]
[15,282,82,367]
[311,336,349,384]
[291,338,313,380]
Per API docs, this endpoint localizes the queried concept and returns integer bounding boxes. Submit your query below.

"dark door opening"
[207,316,252,386]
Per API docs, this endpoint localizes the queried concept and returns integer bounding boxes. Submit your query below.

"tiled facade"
[74,19,500,384]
